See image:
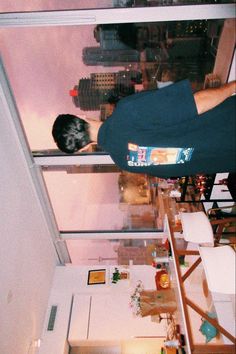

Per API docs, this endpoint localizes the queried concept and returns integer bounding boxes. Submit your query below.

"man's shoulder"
[117,79,191,107]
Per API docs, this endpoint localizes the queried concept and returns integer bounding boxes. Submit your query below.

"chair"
[180,211,214,246]
[180,211,236,246]
[179,211,236,295]
[198,245,235,295]
[169,213,236,346]
[207,204,236,245]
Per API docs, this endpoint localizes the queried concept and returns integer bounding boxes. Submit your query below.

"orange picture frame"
[87,269,106,285]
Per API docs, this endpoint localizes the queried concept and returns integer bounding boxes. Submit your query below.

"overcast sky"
[0,1,125,232]
[0,0,116,150]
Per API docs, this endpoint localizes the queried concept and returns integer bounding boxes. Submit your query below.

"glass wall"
[1,14,233,233]
[1,3,235,262]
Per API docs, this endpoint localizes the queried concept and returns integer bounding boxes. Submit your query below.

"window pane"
[43,169,162,231]
[1,18,233,155]
[0,0,113,12]
[1,24,110,151]
[65,238,168,266]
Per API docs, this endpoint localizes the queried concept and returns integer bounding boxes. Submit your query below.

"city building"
[70,70,142,110]
[82,24,140,66]
[82,47,140,66]
[84,20,210,67]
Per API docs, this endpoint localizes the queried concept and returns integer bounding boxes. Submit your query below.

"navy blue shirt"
[98,80,236,178]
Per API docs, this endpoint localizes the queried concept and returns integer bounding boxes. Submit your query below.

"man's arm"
[193,80,236,115]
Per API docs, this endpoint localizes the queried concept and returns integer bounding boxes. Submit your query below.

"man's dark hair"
[52,114,91,154]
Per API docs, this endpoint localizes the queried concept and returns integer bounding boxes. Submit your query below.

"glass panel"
[65,238,169,266]
[2,14,234,233]
[43,169,162,231]
[0,0,113,12]
[1,18,232,156]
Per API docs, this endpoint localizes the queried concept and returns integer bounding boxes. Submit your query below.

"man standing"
[52,80,236,178]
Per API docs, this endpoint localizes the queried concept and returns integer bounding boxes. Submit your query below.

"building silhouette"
[83,24,140,66]
[83,47,140,66]
[70,70,142,111]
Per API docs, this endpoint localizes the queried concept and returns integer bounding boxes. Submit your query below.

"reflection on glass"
[82,20,223,96]
[43,169,162,231]
[0,0,113,12]
[1,18,231,154]
[66,238,169,265]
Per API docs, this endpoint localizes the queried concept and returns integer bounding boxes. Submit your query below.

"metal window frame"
[60,230,165,240]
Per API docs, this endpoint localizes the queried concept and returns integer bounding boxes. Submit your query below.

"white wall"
[39,265,166,354]
[0,64,58,354]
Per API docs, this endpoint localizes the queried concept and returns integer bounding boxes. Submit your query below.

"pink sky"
[43,171,124,230]
[0,0,126,232]
[0,0,112,12]
[0,0,118,150]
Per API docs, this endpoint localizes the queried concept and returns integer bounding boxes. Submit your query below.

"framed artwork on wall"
[87,269,106,285]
